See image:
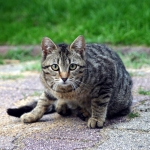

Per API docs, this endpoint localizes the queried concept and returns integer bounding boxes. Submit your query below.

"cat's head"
[41,35,86,92]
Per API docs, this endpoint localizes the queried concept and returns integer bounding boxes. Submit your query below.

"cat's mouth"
[51,80,78,93]
[51,83,74,93]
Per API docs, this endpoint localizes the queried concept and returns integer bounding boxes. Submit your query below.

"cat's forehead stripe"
[58,43,68,53]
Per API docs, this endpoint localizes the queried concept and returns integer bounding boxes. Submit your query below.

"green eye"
[51,64,59,71]
[69,64,77,70]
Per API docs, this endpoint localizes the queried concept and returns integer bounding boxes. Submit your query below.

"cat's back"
[83,43,132,89]
[85,43,122,64]
[84,43,126,76]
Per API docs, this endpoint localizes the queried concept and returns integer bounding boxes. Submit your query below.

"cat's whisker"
[68,80,76,89]
[74,81,89,90]
[68,80,79,94]
[75,80,90,87]
[54,83,59,91]
[70,83,76,91]
[54,78,60,81]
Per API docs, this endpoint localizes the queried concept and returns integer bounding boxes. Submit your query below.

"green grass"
[23,61,41,72]
[0,0,150,45]
[0,74,24,80]
[118,52,150,69]
[31,91,42,97]
[129,72,145,77]
[0,48,40,64]
[128,112,140,119]
[138,87,150,96]
[0,48,149,70]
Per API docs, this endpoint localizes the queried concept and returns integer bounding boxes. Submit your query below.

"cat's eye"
[69,64,77,71]
[51,64,59,71]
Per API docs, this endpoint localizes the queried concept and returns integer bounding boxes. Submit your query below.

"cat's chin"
[52,83,74,93]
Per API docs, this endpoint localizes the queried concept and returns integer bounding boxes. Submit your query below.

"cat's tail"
[7,101,56,118]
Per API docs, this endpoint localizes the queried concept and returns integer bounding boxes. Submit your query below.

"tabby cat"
[7,35,132,128]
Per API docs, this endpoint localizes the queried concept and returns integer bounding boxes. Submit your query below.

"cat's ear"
[70,35,85,56]
[41,37,57,56]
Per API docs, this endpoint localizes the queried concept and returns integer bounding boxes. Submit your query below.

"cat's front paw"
[21,113,37,123]
[87,117,104,128]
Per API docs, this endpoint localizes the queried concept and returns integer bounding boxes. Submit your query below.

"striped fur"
[7,35,132,128]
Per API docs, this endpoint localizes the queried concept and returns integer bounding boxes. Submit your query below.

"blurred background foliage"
[0,0,150,45]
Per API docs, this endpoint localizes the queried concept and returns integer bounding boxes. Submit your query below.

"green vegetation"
[23,61,41,72]
[22,91,42,99]
[118,52,150,69]
[0,48,40,64]
[0,48,149,70]
[1,0,149,70]
[0,0,150,45]
[0,74,24,80]
[140,100,146,105]
[128,112,140,119]
[129,72,146,77]
[31,91,42,96]
[138,87,150,96]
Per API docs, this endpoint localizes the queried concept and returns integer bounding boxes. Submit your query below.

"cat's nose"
[62,78,67,82]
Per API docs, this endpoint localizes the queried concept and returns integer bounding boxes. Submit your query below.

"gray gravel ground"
[0,61,150,150]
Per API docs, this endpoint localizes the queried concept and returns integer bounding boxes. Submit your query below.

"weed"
[129,72,135,77]
[117,52,150,69]
[129,72,146,77]
[0,74,23,80]
[0,49,40,64]
[138,87,150,96]
[22,61,41,72]
[128,112,140,119]
[0,59,4,65]
[31,91,42,96]
[140,100,146,105]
